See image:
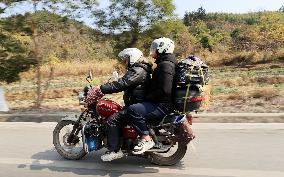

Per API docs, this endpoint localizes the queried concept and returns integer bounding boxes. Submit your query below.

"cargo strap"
[183,62,206,113]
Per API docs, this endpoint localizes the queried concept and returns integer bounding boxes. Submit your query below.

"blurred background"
[0,0,283,113]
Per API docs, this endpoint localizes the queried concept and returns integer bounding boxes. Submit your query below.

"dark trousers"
[106,110,126,152]
[125,102,170,136]
[107,102,172,151]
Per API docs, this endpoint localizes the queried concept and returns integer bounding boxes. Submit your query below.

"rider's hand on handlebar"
[86,86,104,106]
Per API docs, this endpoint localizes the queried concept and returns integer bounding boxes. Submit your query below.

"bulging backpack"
[176,55,209,86]
[173,55,209,113]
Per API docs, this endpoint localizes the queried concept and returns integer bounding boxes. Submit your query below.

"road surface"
[0,123,283,177]
[1,112,283,122]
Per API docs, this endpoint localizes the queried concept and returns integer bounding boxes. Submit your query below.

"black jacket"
[146,54,178,105]
[100,62,152,106]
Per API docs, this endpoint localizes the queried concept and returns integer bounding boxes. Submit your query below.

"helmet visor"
[150,42,158,56]
[118,52,129,60]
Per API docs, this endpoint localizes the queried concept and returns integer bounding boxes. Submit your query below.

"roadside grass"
[7,93,124,111]
[2,64,284,112]
[200,50,283,67]
[205,66,283,110]
[3,72,124,110]
[213,85,283,100]
[248,87,282,101]
[20,60,124,79]
[201,85,212,111]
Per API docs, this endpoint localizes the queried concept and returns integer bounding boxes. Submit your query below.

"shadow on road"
[18,149,187,177]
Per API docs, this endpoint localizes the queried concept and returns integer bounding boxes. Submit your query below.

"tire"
[149,141,188,166]
[53,120,87,160]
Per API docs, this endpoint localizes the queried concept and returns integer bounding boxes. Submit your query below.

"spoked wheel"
[53,120,87,160]
[149,141,187,166]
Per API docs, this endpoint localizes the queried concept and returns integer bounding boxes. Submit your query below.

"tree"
[0,12,37,112]
[183,6,206,26]
[189,20,213,52]
[96,0,175,55]
[141,19,194,57]
[1,0,99,108]
[0,23,37,83]
[279,5,284,12]
[0,2,37,83]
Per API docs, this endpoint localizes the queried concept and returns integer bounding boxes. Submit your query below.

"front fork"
[66,111,87,144]
[66,122,81,144]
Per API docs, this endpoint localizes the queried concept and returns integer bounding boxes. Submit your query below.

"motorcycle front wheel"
[53,120,87,160]
[148,141,187,166]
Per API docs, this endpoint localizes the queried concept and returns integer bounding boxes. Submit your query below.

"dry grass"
[20,60,124,79]
[7,98,79,111]
[222,52,263,66]
[253,75,284,85]
[3,62,283,112]
[212,86,283,102]
[212,75,283,88]
[6,88,78,101]
[213,77,251,87]
[194,49,229,67]
[194,49,283,67]
[201,84,212,110]
[248,87,281,101]
[209,67,283,103]
[226,90,249,101]
[6,89,124,111]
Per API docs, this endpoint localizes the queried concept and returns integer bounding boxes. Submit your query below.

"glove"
[86,86,104,106]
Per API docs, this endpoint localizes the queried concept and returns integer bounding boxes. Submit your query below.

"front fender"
[61,114,79,122]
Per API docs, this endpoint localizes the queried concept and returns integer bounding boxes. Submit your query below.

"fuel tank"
[96,99,122,118]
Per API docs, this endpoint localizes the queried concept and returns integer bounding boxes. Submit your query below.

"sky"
[173,0,284,16]
[1,0,283,27]
[98,0,284,17]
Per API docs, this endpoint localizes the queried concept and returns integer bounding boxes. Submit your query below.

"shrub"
[248,87,280,100]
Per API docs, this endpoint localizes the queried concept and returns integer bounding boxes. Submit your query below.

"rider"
[125,37,178,154]
[86,48,152,161]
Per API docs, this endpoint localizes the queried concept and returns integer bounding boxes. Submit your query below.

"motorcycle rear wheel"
[149,141,187,166]
[53,120,87,160]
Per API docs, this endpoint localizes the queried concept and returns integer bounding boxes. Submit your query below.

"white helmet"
[118,48,143,65]
[150,37,175,55]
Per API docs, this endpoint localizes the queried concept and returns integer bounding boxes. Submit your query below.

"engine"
[96,99,122,118]
[83,122,100,152]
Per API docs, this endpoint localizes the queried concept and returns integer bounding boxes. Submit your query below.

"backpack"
[173,55,209,113]
[176,55,209,86]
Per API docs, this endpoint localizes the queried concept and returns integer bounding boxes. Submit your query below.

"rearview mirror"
[88,70,93,80]
[86,70,93,85]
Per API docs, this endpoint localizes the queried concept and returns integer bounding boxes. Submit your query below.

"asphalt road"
[0,123,283,177]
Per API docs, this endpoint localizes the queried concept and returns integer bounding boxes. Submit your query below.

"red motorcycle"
[53,72,197,166]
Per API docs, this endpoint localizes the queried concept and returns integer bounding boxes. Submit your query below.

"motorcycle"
[53,71,195,166]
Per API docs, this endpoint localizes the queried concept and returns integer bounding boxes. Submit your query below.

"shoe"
[101,150,124,162]
[132,139,155,154]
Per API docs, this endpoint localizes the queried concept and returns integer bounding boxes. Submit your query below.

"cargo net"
[175,55,210,113]
[176,55,209,86]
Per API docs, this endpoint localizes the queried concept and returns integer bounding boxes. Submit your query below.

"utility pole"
[0,87,9,112]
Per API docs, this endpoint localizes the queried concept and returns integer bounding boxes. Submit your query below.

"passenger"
[126,37,178,154]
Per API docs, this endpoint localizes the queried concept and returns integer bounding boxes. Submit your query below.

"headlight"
[79,92,86,105]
